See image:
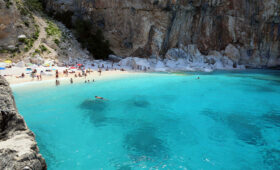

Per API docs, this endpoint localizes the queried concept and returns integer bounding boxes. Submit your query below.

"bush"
[54,39,60,45]
[74,20,113,60]
[39,44,48,52]
[4,0,13,8]
[35,49,40,53]
[24,0,43,11]
[19,6,30,16]
[45,20,61,38]
[33,24,40,40]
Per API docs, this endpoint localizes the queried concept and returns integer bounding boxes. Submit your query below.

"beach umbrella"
[43,63,50,67]
[0,67,5,70]
[70,67,76,69]
[77,64,82,66]
[4,60,12,64]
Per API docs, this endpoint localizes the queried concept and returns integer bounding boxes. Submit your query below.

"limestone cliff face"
[0,0,38,55]
[43,0,280,68]
[0,77,46,170]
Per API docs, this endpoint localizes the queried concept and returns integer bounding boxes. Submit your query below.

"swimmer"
[197,76,200,79]
[70,78,73,84]
[95,96,108,100]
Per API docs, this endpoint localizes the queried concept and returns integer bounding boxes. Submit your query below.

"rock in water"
[0,76,47,170]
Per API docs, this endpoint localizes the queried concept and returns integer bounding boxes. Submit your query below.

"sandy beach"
[2,66,143,87]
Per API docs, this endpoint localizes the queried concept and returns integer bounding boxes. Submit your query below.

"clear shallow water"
[13,70,280,170]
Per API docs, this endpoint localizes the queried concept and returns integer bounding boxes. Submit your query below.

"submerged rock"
[124,125,168,159]
[262,111,280,127]
[80,99,107,111]
[226,114,264,146]
[128,97,150,108]
[80,99,109,126]
[263,149,280,169]
[203,110,265,146]
[0,76,46,170]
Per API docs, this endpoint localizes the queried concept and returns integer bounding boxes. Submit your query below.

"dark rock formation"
[43,0,280,68]
[0,76,46,170]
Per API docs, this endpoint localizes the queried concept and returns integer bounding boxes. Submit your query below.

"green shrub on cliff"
[45,20,61,38]
[24,0,43,11]
[4,0,13,9]
[74,20,113,60]
[39,44,48,53]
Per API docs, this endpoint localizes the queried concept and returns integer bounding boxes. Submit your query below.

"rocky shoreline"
[0,76,46,170]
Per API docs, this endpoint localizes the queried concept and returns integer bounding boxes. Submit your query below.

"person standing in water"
[70,78,73,84]
[98,68,102,76]
[56,80,60,86]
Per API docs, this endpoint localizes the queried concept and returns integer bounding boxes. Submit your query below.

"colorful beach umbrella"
[70,67,76,69]
[0,67,5,70]
[4,60,12,64]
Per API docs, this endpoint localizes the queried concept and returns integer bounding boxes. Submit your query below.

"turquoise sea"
[13,70,280,170]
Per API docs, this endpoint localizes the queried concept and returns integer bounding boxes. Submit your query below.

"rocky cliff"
[0,0,91,64]
[0,0,38,55]
[0,76,46,170]
[43,0,280,68]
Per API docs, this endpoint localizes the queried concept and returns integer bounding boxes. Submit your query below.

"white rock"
[165,48,188,60]
[18,34,27,39]
[225,44,241,63]
[109,55,122,62]
[30,55,44,65]
[184,44,202,57]
[15,61,25,67]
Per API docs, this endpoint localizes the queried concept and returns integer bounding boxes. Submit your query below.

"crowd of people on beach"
[53,63,124,86]
[2,61,131,86]
[0,59,154,85]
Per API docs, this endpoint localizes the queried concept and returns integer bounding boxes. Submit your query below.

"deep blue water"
[13,70,280,170]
